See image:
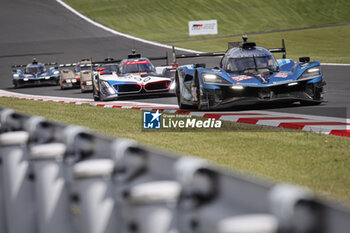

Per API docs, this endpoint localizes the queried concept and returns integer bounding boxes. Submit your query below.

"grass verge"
[172,25,350,63]
[64,0,350,63]
[1,97,349,201]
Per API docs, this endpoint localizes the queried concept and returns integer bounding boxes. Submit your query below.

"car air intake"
[144,81,170,91]
[114,84,141,93]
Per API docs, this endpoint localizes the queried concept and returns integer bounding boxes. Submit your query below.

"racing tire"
[193,71,209,111]
[300,83,323,106]
[92,79,101,101]
[192,74,202,110]
[13,81,19,89]
[175,72,193,110]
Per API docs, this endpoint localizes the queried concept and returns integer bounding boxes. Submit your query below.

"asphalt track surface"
[1,0,349,118]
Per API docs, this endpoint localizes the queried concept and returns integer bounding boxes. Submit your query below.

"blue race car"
[12,59,60,88]
[174,36,326,110]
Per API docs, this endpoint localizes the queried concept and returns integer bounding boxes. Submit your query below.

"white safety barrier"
[30,143,74,233]
[0,106,350,233]
[72,159,117,233]
[0,131,37,233]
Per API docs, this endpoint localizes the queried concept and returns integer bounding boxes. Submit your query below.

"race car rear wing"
[268,39,287,59]
[172,37,287,62]
[92,51,172,66]
[11,62,57,69]
[171,46,225,67]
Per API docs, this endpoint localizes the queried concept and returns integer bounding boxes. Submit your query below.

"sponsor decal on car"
[274,72,289,78]
[230,75,254,82]
[123,60,150,65]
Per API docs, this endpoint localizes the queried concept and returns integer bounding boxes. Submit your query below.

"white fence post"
[30,143,74,233]
[0,131,37,233]
[72,159,117,233]
[122,181,181,233]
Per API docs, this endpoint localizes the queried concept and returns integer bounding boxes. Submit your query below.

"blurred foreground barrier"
[0,106,350,233]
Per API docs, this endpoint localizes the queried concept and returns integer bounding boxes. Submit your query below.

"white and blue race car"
[12,59,60,88]
[174,36,326,110]
[92,54,175,101]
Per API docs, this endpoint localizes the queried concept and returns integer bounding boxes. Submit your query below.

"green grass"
[65,0,350,42]
[1,97,350,201]
[172,24,350,63]
[64,0,350,63]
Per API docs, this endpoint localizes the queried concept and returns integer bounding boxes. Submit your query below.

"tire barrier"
[0,107,349,233]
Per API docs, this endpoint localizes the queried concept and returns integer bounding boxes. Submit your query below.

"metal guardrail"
[0,107,349,233]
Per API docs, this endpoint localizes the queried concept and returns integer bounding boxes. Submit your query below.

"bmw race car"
[92,52,175,101]
[174,36,326,110]
[12,59,60,88]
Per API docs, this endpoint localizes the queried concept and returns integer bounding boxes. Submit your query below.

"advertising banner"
[188,20,218,36]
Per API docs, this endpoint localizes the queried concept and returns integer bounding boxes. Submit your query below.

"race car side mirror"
[299,57,310,63]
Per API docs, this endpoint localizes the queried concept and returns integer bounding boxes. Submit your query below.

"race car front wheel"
[92,79,101,101]
[175,72,193,109]
[93,88,101,101]
[13,81,19,89]
[300,82,323,106]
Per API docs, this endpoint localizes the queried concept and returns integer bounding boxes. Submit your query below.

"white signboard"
[188,20,218,36]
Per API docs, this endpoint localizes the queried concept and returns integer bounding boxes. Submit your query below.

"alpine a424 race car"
[12,59,60,88]
[174,36,326,110]
[92,52,176,101]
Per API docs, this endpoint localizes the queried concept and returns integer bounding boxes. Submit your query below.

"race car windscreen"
[121,60,155,74]
[227,55,278,73]
[25,64,46,74]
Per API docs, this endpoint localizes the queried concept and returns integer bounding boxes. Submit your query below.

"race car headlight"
[13,74,19,78]
[202,73,231,85]
[101,80,115,94]
[299,66,321,80]
[53,71,59,75]
[231,85,244,90]
[170,81,176,90]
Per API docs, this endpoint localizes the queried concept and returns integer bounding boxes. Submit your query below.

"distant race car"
[59,68,80,89]
[78,59,94,93]
[174,36,326,110]
[12,59,60,88]
[92,52,176,101]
